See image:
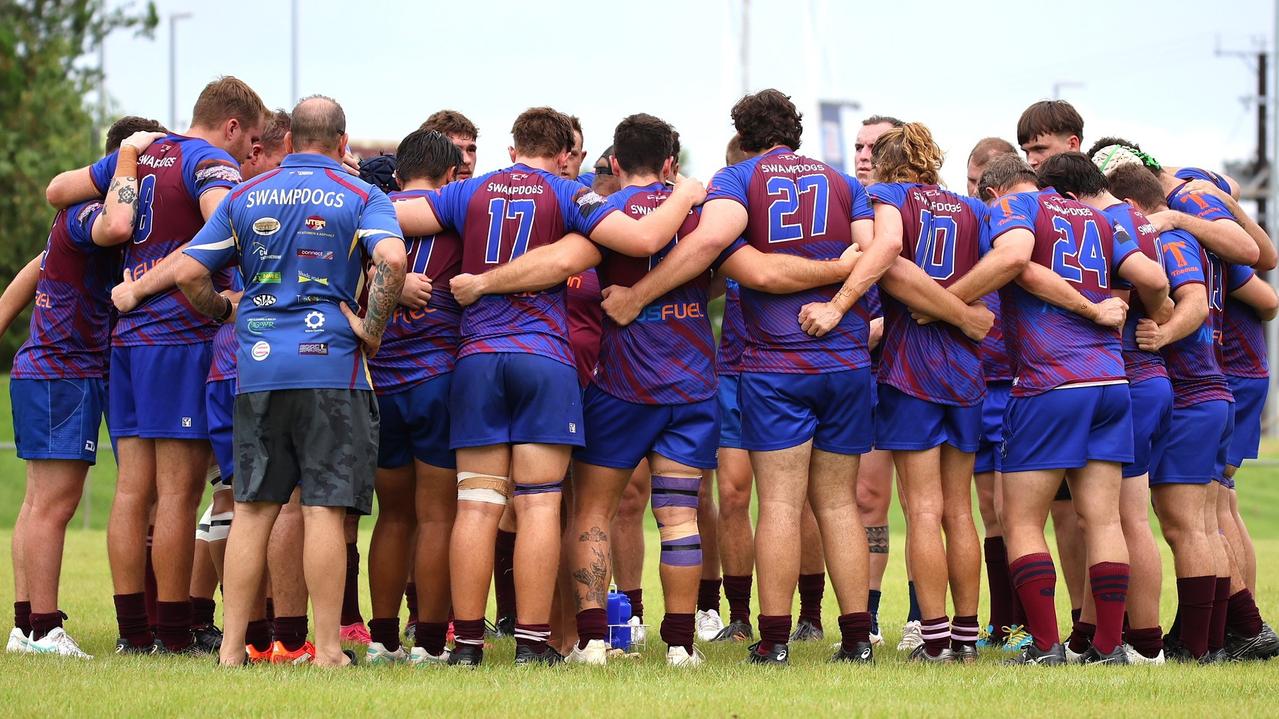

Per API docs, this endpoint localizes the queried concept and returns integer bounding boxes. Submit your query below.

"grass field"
[2,380,1279,716]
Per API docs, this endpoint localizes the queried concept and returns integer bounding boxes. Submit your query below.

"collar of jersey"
[281,153,345,170]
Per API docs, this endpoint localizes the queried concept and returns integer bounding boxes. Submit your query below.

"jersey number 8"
[132,174,158,245]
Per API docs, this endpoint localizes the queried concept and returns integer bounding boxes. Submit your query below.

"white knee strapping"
[195,503,215,542]
[206,465,221,485]
[206,511,233,542]
[456,471,512,506]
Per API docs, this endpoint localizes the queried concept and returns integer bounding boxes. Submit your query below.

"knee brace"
[207,512,232,542]
[650,474,701,511]
[456,472,513,506]
[657,519,702,567]
[513,479,564,497]
[195,504,215,542]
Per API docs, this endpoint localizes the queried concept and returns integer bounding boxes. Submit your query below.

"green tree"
[0,0,156,364]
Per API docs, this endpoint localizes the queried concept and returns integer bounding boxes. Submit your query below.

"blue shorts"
[10,377,105,464]
[1001,383,1133,473]
[109,344,212,440]
[739,367,874,455]
[206,378,236,484]
[1215,406,1236,489]
[1151,399,1231,486]
[378,374,456,469]
[1226,376,1267,468]
[1123,377,1173,479]
[449,353,584,448]
[717,374,744,450]
[575,385,720,470]
[975,381,1011,474]
[874,384,982,452]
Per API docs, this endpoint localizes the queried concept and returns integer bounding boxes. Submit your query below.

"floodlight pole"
[168,12,192,129]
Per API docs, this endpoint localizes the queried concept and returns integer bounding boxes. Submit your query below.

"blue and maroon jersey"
[12,202,119,380]
[869,183,988,405]
[705,148,874,373]
[1223,263,1269,378]
[206,269,243,383]
[1175,167,1233,194]
[1157,229,1232,407]
[716,279,746,376]
[368,189,464,394]
[567,269,604,388]
[979,291,1013,383]
[862,285,884,371]
[989,190,1141,397]
[1103,202,1168,384]
[425,163,608,368]
[90,135,241,346]
[1166,180,1234,223]
[592,183,744,405]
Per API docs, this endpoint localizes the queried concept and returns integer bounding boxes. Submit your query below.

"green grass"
[3,379,1279,716]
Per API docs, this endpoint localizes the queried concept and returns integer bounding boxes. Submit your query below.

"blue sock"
[868,590,882,633]
[907,581,921,623]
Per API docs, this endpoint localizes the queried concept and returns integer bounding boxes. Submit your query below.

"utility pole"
[740,0,750,95]
[168,12,192,129]
[291,0,299,104]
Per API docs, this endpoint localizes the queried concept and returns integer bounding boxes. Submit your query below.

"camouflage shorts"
[233,389,378,514]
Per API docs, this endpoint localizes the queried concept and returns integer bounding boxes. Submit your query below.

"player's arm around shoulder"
[451,233,602,307]
[1232,274,1279,321]
[588,176,706,256]
[1117,249,1170,322]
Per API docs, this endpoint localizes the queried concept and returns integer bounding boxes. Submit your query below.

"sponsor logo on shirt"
[298,295,324,304]
[250,242,281,261]
[305,216,327,231]
[181,417,193,428]
[247,317,276,334]
[252,294,277,307]
[251,341,271,361]
[254,272,282,284]
[304,311,325,332]
[84,440,96,452]
[298,342,328,355]
[76,202,102,223]
[298,272,328,286]
[244,188,344,209]
[253,217,282,236]
[297,248,334,260]
[194,161,242,185]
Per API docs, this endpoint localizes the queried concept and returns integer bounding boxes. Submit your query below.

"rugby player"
[45,77,268,654]
[421,110,479,180]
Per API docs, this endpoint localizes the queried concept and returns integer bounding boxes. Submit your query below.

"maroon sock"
[369,617,400,651]
[156,600,193,650]
[575,608,608,647]
[697,579,722,613]
[1175,575,1215,658]
[452,618,485,648]
[1009,553,1059,651]
[514,622,550,653]
[1089,562,1129,654]
[493,530,517,619]
[29,611,63,642]
[756,614,791,652]
[622,588,644,621]
[838,612,871,653]
[191,596,216,628]
[1066,621,1096,654]
[920,616,949,657]
[1124,626,1163,659]
[341,542,363,626]
[418,621,449,655]
[983,537,1013,640]
[723,575,753,624]
[264,598,275,623]
[144,529,158,630]
[950,614,980,650]
[273,615,308,652]
[1010,572,1029,631]
[113,593,151,647]
[405,582,419,627]
[1208,577,1231,652]
[246,619,272,652]
[660,612,695,653]
[797,573,825,627]
[13,601,31,635]
[1227,589,1264,638]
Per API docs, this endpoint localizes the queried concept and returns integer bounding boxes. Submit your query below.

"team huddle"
[4,76,1278,668]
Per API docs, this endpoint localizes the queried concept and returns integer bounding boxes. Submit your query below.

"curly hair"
[871,122,943,185]
[731,89,803,153]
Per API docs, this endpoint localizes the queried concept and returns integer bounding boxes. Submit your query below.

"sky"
[97,0,1273,189]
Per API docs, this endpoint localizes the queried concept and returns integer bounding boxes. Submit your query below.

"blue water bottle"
[607,588,632,650]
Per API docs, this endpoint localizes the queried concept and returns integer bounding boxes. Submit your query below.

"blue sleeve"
[358,188,406,256]
[577,190,620,236]
[988,193,1036,241]
[847,175,874,220]
[577,172,596,188]
[1163,232,1206,290]
[425,180,467,234]
[67,201,105,250]
[705,163,751,206]
[1110,224,1141,271]
[183,144,242,201]
[865,182,907,210]
[182,195,239,272]
[89,152,119,195]
[1175,167,1232,195]
[711,237,749,270]
[558,179,609,236]
[1227,262,1256,292]
[1168,186,1233,222]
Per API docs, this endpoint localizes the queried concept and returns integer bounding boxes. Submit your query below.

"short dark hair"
[191,76,268,132]
[290,95,346,153]
[420,110,478,140]
[396,129,463,184]
[1106,163,1167,213]
[978,154,1039,200]
[670,129,681,161]
[569,115,583,140]
[1016,100,1084,146]
[612,113,674,176]
[1037,151,1108,197]
[105,116,166,154]
[510,107,575,158]
[732,89,803,152]
[259,109,291,154]
[863,114,904,128]
[968,137,1017,168]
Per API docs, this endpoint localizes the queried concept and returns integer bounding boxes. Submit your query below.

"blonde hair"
[871,122,944,185]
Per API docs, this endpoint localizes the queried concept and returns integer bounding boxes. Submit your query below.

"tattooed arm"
[91,131,166,246]
[173,254,233,321]
[341,238,407,357]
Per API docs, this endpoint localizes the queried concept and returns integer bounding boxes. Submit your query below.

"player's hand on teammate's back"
[400,272,433,309]
[600,284,643,326]
[341,302,382,357]
[1144,210,1179,234]
[449,273,484,307]
[120,131,167,154]
[1089,296,1128,329]
[671,175,707,206]
[1182,179,1231,204]
[961,301,995,341]
[798,301,844,337]
[112,267,142,312]
[1134,317,1166,351]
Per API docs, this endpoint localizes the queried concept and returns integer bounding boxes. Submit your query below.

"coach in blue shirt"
[174,95,407,667]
